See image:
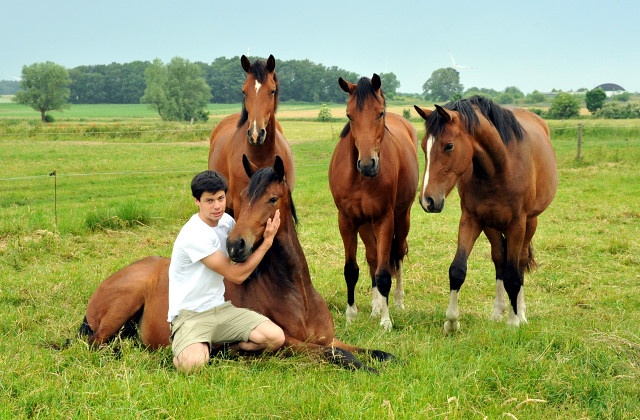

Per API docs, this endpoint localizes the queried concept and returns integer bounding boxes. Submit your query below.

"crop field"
[1,103,639,418]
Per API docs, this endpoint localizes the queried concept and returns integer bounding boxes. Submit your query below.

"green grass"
[1,112,639,418]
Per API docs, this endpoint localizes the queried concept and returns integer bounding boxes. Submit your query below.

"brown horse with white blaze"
[208,54,295,216]
[414,95,558,332]
[79,156,393,371]
[329,74,419,331]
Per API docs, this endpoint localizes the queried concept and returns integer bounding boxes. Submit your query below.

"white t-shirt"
[167,212,236,322]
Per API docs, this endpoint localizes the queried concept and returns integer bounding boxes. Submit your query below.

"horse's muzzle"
[247,128,266,146]
[357,158,380,178]
[227,237,252,263]
[421,195,444,213]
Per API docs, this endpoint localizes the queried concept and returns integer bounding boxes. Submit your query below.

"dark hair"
[190,170,228,200]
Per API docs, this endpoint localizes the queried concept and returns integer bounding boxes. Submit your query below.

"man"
[168,170,284,374]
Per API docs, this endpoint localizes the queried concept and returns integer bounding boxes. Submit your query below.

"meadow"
[1,102,639,418]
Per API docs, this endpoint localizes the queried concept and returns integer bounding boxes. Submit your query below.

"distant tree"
[548,92,580,119]
[317,104,332,121]
[12,62,71,122]
[0,80,20,95]
[585,88,606,114]
[141,57,212,122]
[612,91,631,102]
[422,68,463,102]
[379,72,400,98]
[504,86,524,99]
[524,90,546,104]
[464,86,499,101]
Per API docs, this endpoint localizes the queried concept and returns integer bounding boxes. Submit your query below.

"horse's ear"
[338,77,352,94]
[371,74,381,91]
[414,105,432,121]
[242,154,254,178]
[273,155,285,181]
[241,55,251,73]
[434,104,452,123]
[266,55,276,72]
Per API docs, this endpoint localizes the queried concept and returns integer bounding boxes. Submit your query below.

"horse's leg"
[330,338,395,362]
[138,296,171,349]
[504,216,527,327]
[446,214,482,333]
[282,336,375,372]
[358,225,381,317]
[515,216,538,324]
[484,227,507,320]
[338,214,359,324]
[392,209,412,310]
[371,214,394,331]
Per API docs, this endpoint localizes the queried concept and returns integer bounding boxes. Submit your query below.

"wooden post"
[576,123,583,161]
[49,170,58,231]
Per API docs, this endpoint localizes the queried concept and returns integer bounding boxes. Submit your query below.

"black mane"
[237,59,280,128]
[426,95,523,144]
[246,166,297,225]
[340,76,386,138]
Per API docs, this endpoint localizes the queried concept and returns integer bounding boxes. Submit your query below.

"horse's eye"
[444,143,454,152]
[346,113,352,121]
[377,112,385,120]
[268,197,278,205]
[270,90,276,96]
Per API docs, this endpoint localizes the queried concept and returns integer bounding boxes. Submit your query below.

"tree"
[524,90,546,104]
[379,72,400,98]
[548,92,580,119]
[12,62,71,121]
[141,57,212,122]
[422,68,463,102]
[585,88,606,114]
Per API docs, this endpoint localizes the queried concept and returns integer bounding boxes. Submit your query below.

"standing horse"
[208,54,295,216]
[413,95,558,332]
[329,74,419,331]
[79,156,393,371]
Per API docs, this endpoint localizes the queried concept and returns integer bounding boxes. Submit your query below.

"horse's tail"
[78,315,94,337]
[525,243,538,272]
[389,233,408,276]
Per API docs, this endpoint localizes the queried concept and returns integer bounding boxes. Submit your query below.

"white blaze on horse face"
[421,135,436,199]
[254,80,262,95]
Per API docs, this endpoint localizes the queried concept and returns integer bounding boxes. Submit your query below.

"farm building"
[593,83,626,97]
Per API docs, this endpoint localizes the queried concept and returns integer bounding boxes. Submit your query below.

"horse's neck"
[471,115,509,178]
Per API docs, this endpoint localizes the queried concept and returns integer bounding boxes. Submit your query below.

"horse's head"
[239,54,279,146]
[339,74,386,177]
[414,104,474,213]
[226,155,295,263]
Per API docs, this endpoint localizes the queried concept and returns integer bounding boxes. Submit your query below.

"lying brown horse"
[208,54,295,216]
[414,96,558,332]
[329,74,419,331]
[80,156,393,371]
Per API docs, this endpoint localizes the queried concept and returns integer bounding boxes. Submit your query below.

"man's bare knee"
[249,320,285,352]
[174,342,209,374]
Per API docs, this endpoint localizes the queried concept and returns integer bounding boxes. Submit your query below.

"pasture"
[1,103,639,418]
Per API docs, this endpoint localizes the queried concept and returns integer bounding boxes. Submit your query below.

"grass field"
[1,103,639,418]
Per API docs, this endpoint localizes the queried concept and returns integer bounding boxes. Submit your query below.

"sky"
[2,0,639,95]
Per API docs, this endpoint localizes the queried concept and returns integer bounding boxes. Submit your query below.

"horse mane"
[427,95,523,144]
[340,76,386,138]
[237,59,280,128]
[247,166,298,225]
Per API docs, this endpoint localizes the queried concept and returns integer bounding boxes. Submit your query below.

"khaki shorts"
[170,301,269,357]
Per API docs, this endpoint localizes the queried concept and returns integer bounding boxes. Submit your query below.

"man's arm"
[200,210,280,284]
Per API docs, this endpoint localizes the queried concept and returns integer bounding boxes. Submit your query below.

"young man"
[168,170,285,374]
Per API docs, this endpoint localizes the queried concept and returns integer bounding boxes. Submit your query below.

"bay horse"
[329,74,419,331]
[79,156,393,371]
[413,95,558,332]
[208,54,295,217]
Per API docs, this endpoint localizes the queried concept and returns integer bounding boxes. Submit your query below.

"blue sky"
[2,0,638,94]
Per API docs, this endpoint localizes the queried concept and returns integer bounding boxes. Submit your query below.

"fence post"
[576,123,583,161]
[49,170,58,231]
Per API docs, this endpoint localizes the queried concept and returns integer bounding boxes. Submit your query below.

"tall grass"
[1,113,639,418]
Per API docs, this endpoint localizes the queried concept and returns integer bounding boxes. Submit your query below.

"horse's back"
[386,112,418,152]
[208,113,241,176]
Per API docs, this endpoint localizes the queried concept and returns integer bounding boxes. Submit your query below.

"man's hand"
[263,209,281,246]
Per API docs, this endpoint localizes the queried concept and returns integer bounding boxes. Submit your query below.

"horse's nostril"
[237,238,245,251]
[426,197,434,210]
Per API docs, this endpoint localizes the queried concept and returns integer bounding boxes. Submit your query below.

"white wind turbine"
[448,48,477,70]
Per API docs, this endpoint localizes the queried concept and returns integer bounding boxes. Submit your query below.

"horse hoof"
[370,350,395,362]
[489,311,503,321]
[444,320,460,334]
[506,317,520,327]
[346,304,358,324]
[380,319,393,332]
[395,302,405,310]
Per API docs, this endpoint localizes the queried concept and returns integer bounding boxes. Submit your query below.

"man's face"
[196,190,226,227]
